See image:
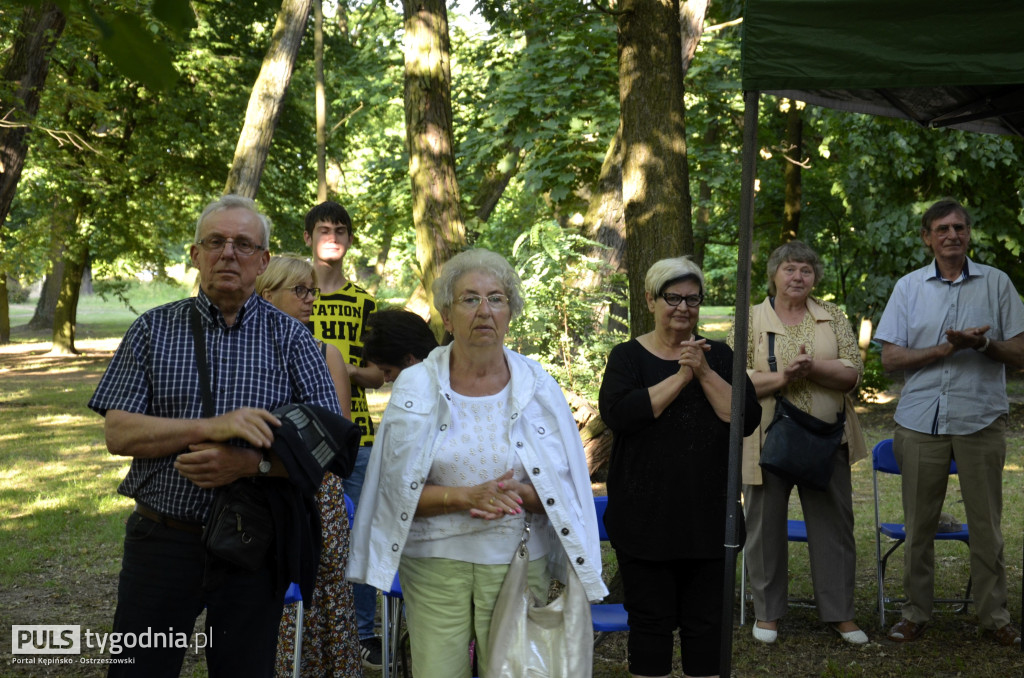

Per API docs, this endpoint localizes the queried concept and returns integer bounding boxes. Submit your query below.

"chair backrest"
[872,437,958,475]
[872,438,900,474]
[593,495,609,542]
[345,493,355,529]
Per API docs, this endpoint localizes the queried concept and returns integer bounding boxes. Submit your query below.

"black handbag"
[191,300,276,569]
[758,332,844,491]
[202,478,275,570]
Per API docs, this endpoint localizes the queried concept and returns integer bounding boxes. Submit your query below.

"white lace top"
[404,381,548,563]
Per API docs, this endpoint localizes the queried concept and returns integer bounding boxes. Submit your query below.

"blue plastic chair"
[872,438,972,627]
[284,492,356,678]
[592,495,629,644]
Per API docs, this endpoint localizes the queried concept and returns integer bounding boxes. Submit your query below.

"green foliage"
[456,0,619,217]
[859,341,892,399]
[506,220,626,400]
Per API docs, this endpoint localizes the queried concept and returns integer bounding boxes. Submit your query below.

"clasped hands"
[466,469,529,521]
[783,344,813,383]
[676,338,711,382]
[173,407,281,489]
[944,324,991,352]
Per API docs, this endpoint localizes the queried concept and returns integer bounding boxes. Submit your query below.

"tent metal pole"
[720,88,760,675]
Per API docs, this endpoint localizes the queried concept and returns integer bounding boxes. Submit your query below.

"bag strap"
[190,299,215,418]
[767,332,778,374]
[520,513,532,547]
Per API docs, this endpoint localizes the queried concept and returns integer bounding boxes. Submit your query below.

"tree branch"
[0,110,101,154]
[705,17,743,33]
[589,0,629,17]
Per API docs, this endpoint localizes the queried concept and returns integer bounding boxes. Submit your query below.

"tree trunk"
[51,208,87,355]
[471,142,521,223]
[618,0,692,337]
[0,3,66,344]
[782,100,803,242]
[224,0,312,198]
[401,0,467,338]
[314,0,328,202]
[0,273,9,344]
[0,3,66,230]
[29,267,62,331]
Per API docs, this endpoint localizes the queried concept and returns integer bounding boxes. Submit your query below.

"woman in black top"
[599,256,760,678]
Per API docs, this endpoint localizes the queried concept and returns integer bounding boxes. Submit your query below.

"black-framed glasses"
[289,285,319,299]
[196,236,264,256]
[661,292,703,308]
[457,293,509,310]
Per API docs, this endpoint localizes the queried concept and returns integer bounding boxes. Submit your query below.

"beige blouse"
[731,296,867,485]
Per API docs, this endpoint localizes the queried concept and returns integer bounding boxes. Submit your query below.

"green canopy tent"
[723,1,1024,670]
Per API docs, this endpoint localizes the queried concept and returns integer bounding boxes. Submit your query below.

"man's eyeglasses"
[931,223,969,236]
[661,292,703,308]
[289,285,319,299]
[196,236,264,257]
[457,294,509,310]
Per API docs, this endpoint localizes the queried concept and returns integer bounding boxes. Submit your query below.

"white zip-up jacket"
[346,344,608,602]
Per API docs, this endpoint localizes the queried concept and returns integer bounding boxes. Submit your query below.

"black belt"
[134,503,204,535]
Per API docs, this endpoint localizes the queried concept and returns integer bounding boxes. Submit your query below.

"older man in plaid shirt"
[89,195,341,677]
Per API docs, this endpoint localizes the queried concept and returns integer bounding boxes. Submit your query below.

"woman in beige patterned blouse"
[731,241,869,646]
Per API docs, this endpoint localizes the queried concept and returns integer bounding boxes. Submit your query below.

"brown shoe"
[990,623,1021,647]
[887,618,926,642]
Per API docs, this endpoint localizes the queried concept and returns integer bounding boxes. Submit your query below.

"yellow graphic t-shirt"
[310,281,376,447]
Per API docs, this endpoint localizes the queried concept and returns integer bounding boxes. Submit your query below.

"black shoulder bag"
[191,300,275,570]
[758,331,845,491]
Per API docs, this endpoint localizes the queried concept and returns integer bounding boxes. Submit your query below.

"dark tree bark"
[0,2,66,343]
[401,0,467,338]
[314,0,328,202]
[0,3,66,229]
[471,141,521,223]
[782,101,803,242]
[0,273,9,343]
[29,264,62,331]
[51,206,87,355]
[224,0,312,198]
[618,0,694,337]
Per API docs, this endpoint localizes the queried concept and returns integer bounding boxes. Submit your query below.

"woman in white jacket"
[347,249,606,678]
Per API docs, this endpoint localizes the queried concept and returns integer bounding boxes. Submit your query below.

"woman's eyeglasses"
[457,294,509,310]
[661,292,703,307]
[289,285,319,299]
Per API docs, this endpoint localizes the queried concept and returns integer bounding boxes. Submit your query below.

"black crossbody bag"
[758,330,845,491]
[191,300,275,570]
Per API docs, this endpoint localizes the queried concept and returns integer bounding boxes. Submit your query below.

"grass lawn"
[1,286,1021,676]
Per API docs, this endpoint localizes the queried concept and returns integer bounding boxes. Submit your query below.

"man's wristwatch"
[258,453,272,475]
[976,336,991,353]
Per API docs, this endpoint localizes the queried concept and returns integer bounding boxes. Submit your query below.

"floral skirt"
[275,473,362,677]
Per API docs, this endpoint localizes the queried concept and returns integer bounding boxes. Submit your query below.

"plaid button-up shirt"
[89,289,341,521]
